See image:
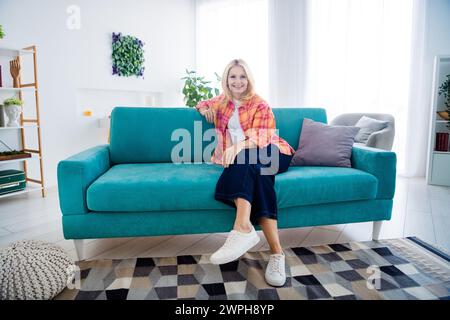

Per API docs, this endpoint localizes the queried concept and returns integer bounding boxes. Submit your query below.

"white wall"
[425,0,450,56]
[0,0,196,187]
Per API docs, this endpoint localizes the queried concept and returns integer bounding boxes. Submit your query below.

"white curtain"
[302,0,415,174]
[268,0,308,107]
[196,0,269,99]
[403,0,429,177]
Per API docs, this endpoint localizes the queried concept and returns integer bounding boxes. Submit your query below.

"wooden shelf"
[0,47,34,57]
[0,87,36,92]
[0,125,39,130]
[0,154,40,165]
[0,183,43,199]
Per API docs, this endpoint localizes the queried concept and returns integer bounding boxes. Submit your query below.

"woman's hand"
[222,143,244,168]
[199,107,216,124]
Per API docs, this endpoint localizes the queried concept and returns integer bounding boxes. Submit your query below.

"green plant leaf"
[180,69,222,107]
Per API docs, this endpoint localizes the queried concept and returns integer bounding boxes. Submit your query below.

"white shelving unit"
[0,45,46,198]
[426,55,450,186]
[0,87,36,93]
[0,124,38,130]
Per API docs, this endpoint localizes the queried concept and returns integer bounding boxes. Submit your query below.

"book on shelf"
[445,133,449,152]
[435,132,449,152]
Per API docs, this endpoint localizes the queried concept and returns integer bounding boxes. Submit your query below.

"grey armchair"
[330,113,395,151]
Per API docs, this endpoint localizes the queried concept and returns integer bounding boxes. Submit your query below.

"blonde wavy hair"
[221,59,256,103]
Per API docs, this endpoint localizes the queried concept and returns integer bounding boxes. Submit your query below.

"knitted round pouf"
[0,240,75,300]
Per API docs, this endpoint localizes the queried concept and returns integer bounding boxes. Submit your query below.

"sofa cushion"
[87,163,378,212]
[290,118,360,167]
[276,166,378,209]
[354,116,388,143]
[87,163,228,212]
[109,107,328,164]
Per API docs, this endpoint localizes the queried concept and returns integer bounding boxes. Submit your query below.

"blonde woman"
[196,59,295,286]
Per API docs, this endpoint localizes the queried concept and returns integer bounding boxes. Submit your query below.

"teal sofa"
[57,107,396,260]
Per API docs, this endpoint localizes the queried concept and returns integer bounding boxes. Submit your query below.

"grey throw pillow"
[354,116,388,143]
[290,118,360,167]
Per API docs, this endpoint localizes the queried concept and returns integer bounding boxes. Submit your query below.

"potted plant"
[181,70,221,108]
[3,97,23,127]
[438,74,450,129]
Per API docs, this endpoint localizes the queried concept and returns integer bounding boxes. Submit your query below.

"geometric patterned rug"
[55,237,450,300]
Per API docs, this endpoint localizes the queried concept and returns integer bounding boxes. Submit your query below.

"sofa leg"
[372,221,383,241]
[74,240,85,261]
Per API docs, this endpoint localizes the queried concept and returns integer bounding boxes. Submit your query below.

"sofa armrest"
[351,145,396,199]
[57,145,110,215]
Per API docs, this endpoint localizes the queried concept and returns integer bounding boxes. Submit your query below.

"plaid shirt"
[196,93,295,166]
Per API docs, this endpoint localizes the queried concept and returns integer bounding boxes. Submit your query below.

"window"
[196,0,269,99]
[304,0,414,169]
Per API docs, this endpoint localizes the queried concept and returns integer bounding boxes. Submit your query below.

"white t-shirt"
[228,99,246,145]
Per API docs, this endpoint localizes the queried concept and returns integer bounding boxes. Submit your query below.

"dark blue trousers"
[214,144,293,226]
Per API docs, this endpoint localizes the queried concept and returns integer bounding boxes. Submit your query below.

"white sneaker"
[265,252,286,287]
[210,227,260,265]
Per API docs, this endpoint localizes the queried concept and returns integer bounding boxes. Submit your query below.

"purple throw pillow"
[290,118,360,167]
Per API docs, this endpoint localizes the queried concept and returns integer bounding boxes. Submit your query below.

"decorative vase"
[4,105,22,127]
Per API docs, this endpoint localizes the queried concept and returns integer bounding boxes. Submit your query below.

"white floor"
[0,176,449,262]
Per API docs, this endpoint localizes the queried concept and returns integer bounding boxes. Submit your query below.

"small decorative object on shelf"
[111,32,145,77]
[3,97,23,127]
[82,109,93,116]
[437,111,449,120]
[0,65,3,87]
[0,24,4,39]
[9,57,21,88]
